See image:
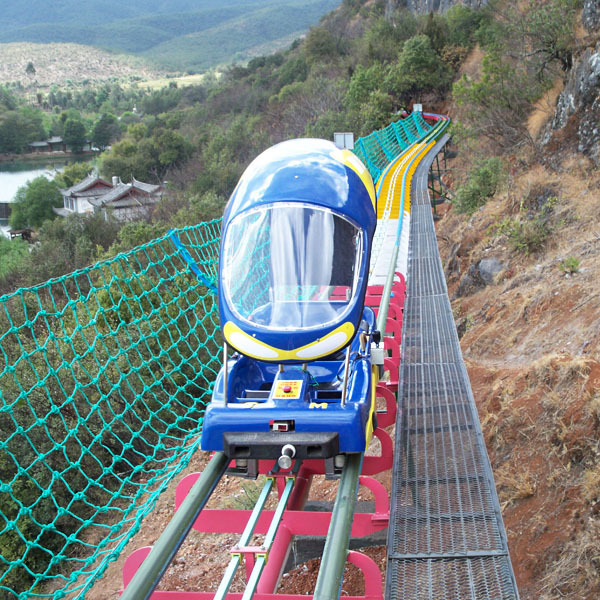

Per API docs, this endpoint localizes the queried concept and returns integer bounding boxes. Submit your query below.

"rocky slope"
[438,149,600,599]
[435,4,600,596]
[543,2,600,166]
[385,0,487,15]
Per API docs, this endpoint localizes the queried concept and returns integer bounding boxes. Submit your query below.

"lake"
[0,160,66,204]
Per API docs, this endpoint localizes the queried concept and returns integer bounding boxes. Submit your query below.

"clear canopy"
[222,203,363,330]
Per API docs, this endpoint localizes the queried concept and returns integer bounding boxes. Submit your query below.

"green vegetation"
[100,118,193,182]
[493,195,558,254]
[9,177,62,229]
[0,0,575,293]
[0,238,29,280]
[501,217,553,254]
[0,221,221,596]
[0,1,503,297]
[453,157,505,214]
[54,162,93,188]
[62,117,87,152]
[453,0,580,150]
[559,256,580,274]
[0,88,45,153]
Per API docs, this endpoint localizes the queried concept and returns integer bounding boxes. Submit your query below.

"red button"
[283,385,292,393]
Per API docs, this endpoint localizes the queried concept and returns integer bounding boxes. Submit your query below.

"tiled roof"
[58,177,161,210]
[52,206,71,217]
[131,177,162,194]
[94,182,162,207]
[62,175,111,196]
[111,195,157,209]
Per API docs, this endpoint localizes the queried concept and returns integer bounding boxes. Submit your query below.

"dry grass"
[440,128,600,598]
[586,394,600,420]
[0,42,163,88]
[141,73,216,91]
[458,44,484,79]
[530,354,591,394]
[582,464,600,504]
[539,519,600,600]
[527,78,564,139]
[495,464,537,507]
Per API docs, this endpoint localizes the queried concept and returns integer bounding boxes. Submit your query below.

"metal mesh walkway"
[385,136,520,600]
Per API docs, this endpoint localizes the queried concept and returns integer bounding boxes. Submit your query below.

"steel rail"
[214,476,275,600]
[312,452,363,600]
[242,476,296,600]
[120,451,229,600]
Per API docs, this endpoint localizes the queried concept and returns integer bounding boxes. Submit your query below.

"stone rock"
[543,43,600,165]
[444,242,461,279]
[455,257,505,296]
[549,45,600,131]
[455,262,485,297]
[478,257,505,285]
[583,0,600,31]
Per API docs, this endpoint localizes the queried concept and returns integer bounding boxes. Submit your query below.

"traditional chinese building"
[29,136,93,153]
[55,175,163,221]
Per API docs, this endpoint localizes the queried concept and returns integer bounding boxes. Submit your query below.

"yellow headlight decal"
[223,321,355,362]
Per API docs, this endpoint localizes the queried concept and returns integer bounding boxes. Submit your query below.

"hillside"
[0,42,163,87]
[0,0,340,72]
[437,151,600,600]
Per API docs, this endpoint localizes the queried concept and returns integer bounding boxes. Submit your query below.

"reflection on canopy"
[222,203,362,330]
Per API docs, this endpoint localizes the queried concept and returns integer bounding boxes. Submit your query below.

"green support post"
[429,168,437,214]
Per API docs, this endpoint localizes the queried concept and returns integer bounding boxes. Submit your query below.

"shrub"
[453,157,505,214]
[559,257,580,274]
[493,194,557,255]
[503,218,552,254]
[9,177,62,229]
[385,34,452,103]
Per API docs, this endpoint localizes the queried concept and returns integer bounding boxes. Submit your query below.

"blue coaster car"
[201,138,379,476]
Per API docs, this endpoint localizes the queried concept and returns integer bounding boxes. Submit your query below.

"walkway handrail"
[353,112,434,183]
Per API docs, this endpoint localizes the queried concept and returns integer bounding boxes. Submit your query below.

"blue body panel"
[218,139,376,359]
[201,307,376,454]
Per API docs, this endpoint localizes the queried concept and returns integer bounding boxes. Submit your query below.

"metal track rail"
[384,136,520,600]
[120,451,229,600]
[313,453,363,600]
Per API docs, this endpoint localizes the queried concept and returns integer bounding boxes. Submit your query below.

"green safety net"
[0,220,222,599]
[0,112,436,599]
[352,112,432,183]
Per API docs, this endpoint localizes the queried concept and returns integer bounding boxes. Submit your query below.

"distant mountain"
[0,0,340,71]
